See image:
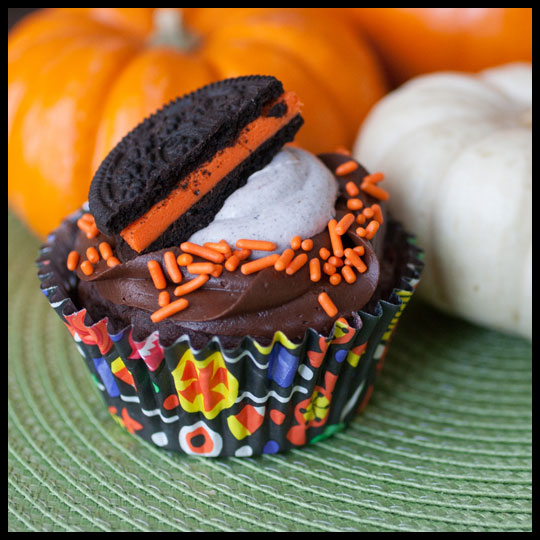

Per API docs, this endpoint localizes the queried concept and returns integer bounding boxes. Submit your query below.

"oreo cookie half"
[89,75,304,257]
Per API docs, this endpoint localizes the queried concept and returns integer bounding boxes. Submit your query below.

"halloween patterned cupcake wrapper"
[36,219,423,458]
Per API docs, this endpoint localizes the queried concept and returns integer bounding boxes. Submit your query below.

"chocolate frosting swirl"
[75,153,387,343]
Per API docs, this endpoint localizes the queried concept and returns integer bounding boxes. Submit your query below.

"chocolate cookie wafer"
[89,75,303,258]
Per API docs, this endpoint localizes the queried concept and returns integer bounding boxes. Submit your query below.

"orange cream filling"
[120,91,302,253]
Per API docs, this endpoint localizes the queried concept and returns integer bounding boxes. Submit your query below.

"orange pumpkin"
[348,8,532,86]
[8,7,387,238]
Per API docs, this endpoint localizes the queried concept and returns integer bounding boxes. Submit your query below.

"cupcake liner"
[36,212,423,457]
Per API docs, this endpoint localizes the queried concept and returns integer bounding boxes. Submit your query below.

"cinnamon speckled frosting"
[189,147,339,256]
[69,152,399,347]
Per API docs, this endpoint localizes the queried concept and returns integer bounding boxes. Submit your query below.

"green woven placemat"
[8,212,532,532]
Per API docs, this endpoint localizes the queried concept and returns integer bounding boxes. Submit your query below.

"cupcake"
[37,76,422,457]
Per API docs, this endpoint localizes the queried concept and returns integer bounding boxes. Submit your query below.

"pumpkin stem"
[148,8,199,51]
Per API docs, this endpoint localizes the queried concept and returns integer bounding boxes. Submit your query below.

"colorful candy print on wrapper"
[37,212,421,457]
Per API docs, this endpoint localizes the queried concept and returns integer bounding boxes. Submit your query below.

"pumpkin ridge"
[8,29,141,236]
[203,12,386,140]
[229,35,352,139]
[281,50,360,143]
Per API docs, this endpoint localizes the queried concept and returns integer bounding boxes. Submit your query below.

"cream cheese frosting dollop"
[189,147,338,254]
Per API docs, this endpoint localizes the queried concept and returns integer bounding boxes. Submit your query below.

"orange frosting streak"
[120,91,302,253]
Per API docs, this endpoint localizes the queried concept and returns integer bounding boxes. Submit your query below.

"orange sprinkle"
[177,253,193,266]
[345,181,360,197]
[334,146,351,156]
[327,219,344,258]
[80,213,95,224]
[85,223,99,239]
[163,251,182,283]
[370,204,384,224]
[354,256,368,274]
[356,214,366,225]
[353,245,365,256]
[204,240,231,257]
[147,260,167,290]
[344,248,367,273]
[151,297,189,323]
[328,256,343,267]
[290,235,302,250]
[358,223,380,240]
[236,239,277,252]
[210,264,223,278]
[66,251,79,271]
[186,262,217,275]
[318,292,338,318]
[232,248,251,261]
[329,273,342,286]
[218,239,232,254]
[347,198,363,211]
[241,254,280,275]
[335,213,355,235]
[323,262,337,275]
[107,256,121,268]
[77,213,91,224]
[158,290,170,307]
[301,238,313,251]
[336,160,358,176]
[86,246,100,264]
[77,217,99,238]
[98,241,113,261]
[180,242,225,264]
[174,274,209,297]
[80,260,94,276]
[309,258,321,282]
[285,253,308,275]
[361,181,389,201]
[319,247,331,260]
[274,248,295,271]
[365,220,380,240]
[224,254,240,272]
[362,207,374,220]
[363,172,384,184]
[341,265,357,284]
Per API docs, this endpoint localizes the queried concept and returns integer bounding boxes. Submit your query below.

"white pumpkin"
[354,63,532,339]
